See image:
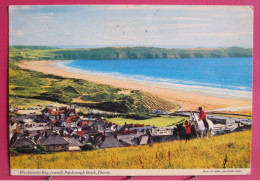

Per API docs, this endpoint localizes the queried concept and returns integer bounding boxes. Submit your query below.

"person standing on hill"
[185,120,191,142]
[198,107,209,130]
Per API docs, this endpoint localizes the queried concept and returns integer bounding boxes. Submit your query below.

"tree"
[82,143,97,151]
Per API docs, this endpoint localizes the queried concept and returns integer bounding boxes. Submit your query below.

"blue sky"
[9,5,253,48]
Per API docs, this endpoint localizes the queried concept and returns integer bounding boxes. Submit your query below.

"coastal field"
[18,60,252,115]
[10,130,251,169]
[107,115,187,127]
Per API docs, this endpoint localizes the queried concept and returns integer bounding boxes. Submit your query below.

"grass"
[9,59,179,113]
[10,130,251,169]
[107,115,187,127]
[9,97,68,109]
[9,46,252,61]
[211,113,252,119]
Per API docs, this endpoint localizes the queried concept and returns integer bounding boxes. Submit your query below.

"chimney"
[101,135,106,142]
[137,137,140,145]
[44,129,48,138]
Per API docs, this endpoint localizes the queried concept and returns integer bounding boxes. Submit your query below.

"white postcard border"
[11,168,250,176]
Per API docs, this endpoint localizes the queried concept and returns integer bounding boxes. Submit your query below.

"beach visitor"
[198,107,209,130]
[185,120,191,142]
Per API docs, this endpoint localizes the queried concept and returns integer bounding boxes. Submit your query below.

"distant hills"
[9,46,252,61]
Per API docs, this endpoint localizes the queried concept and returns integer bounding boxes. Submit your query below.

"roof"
[77,130,87,136]
[85,128,98,134]
[12,115,35,120]
[40,132,69,146]
[50,111,65,116]
[66,137,83,147]
[81,121,90,126]
[41,108,53,113]
[36,130,54,144]
[11,137,37,148]
[25,127,45,131]
[119,137,138,146]
[139,135,149,145]
[66,116,79,123]
[99,137,124,148]
[51,120,57,124]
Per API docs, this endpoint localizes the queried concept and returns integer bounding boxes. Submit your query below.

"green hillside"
[9,62,179,113]
[9,46,252,61]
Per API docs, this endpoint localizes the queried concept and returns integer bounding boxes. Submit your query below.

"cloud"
[151,17,211,22]
[16,30,24,36]
[64,32,72,35]
[10,29,25,36]
[9,5,33,12]
[104,5,215,11]
[188,32,252,37]
[34,13,56,21]
[39,16,52,19]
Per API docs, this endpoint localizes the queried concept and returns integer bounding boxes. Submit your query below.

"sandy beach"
[18,61,252,115]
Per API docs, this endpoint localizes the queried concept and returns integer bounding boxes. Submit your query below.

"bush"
[37,144,46,153]
[9,148,19,156]
[16,145,40,154]
[82,143,97,151]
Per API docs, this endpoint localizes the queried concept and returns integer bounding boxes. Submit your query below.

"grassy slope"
[9,97,68,109]
[10,130,251,169]
[9,46,252,61]
[9,57,179,113]
[107,115,187,127]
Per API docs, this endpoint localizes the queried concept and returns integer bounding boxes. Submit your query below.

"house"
[118,135,139,146]
[66,137,83,151]
[151,127,174,136]
[129,126,154,132]
[139,135,151,145]
[98,137,124,148]
[41,108,53,116]
[12,115,35,123]
[11,137,37,148]
[42,107,78,122]
[37,131,69,152]
[24,122,47,128]
[24,127,46,135]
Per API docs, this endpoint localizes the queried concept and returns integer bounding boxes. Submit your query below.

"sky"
[9,5,253,48]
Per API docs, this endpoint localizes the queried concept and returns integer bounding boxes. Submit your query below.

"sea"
[56,57,253,99]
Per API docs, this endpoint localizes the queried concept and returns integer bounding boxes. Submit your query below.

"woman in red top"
[185,120,191,142]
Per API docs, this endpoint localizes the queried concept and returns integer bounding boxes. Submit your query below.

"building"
[11,137,37,149]
[66,137,84,151]
[37,131,69,152]
[151,127,174,136]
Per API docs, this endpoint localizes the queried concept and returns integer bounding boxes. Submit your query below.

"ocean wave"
[56,61,252,100]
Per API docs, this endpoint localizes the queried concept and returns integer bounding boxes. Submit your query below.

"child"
[185,120,191,142]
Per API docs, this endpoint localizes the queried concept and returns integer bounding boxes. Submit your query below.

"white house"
[151,127,174,136]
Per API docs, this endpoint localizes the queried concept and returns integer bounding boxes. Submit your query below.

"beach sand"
[18,61,252,115]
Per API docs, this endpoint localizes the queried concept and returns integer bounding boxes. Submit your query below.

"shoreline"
[56,60,252,100]
[18,60,252,115]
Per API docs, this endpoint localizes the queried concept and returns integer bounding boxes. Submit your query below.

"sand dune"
[18,61,252,115]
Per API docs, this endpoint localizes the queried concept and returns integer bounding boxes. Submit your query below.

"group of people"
[184,107,208,142]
